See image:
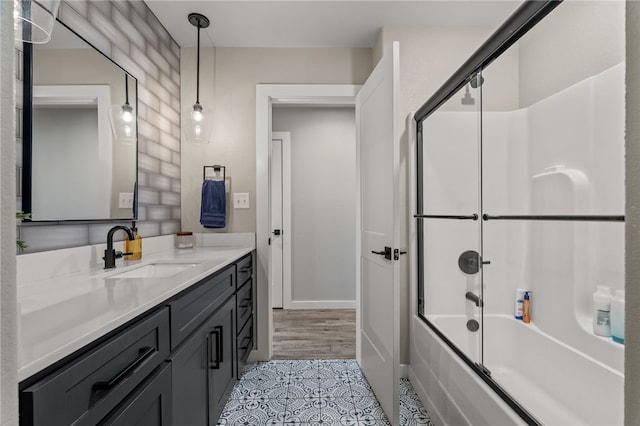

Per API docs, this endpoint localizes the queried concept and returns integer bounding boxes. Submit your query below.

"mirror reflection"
[25,20,137,221]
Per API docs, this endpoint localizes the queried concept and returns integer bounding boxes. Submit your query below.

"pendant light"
[183,13,213,144]
[109,74,136,145]
[14,0,61,44]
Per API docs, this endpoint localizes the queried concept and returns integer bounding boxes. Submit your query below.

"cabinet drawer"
[236,280,252,334]
[237,317,253,364]
[21,308,169,426]
[236,253,253,289]
[99,362,172,426]
[168,265,235,350]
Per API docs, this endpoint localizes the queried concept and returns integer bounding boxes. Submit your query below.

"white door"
[357,42,400,425]
[271,132,291,309]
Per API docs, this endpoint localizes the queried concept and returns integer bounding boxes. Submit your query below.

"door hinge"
[393,248,407,261]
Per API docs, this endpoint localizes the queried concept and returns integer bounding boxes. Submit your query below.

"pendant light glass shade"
[183,13,212,144]
[183,102,213,144]
[14,0,61,44]
[109,74,136,145]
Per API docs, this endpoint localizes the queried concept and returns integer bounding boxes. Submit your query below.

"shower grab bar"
[414,214,478,220]
[482,214,624,222]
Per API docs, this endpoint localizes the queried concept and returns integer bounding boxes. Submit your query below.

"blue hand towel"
[200,180,226,228]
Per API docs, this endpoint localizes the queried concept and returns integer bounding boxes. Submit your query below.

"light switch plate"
[233,193,250,209]
[119,192,134,209]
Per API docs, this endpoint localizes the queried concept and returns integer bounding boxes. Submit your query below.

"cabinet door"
[99,362,172,426]
[170,296,236,426]
[169,323,209,425]
[207,296,237,424]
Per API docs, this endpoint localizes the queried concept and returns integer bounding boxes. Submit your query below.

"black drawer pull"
[239,266,252,274]
[92,346,155,394]
[209,326,223,370]
[239,297,252,308]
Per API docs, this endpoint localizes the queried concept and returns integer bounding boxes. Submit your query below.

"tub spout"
[465,291,483,307]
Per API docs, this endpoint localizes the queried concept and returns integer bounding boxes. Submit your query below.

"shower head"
[461,85,475,105]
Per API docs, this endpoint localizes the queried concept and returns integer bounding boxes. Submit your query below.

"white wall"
[272,107,356,305]
[518,0,625,108]
[180,47,372,234]
[1,1,18,424]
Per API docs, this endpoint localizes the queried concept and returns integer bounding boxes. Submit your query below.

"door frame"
[254,84,361,361]
[270,132,291,309]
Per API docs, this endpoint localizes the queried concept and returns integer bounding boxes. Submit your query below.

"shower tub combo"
[409,1,625,425]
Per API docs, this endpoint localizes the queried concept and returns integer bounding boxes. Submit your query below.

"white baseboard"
[399,363,408,379]
[286,300,356,309]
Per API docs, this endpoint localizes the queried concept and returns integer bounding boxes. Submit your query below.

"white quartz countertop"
[18,244,253,381]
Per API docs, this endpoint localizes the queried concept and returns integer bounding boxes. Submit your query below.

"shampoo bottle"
[522,292,531,323]
[610,290,625,344]
[593,286,612,337]
[514,289,526,320]
[125,222,142,261]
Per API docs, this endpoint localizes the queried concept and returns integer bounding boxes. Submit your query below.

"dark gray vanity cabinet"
[169,254,255,425]
[20,308,170,426]
[235,253,254,377]
[170,296,236,425]
[19,251,255,426]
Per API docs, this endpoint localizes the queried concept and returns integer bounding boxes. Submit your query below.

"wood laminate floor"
[272,309,356,359]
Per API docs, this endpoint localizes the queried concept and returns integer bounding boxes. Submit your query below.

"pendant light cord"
[124,74,129,105]
[196,21,201,105]
[187,13,209,108]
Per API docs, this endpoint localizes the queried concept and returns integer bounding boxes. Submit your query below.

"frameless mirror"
[23,19,137,221]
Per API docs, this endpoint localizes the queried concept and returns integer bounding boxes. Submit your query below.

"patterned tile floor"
[218,359,433,426]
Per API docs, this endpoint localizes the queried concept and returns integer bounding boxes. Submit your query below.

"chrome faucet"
[103,225,135,269]
[465,291,483,307]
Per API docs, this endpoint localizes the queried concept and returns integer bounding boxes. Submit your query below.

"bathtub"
[409,314,623,426]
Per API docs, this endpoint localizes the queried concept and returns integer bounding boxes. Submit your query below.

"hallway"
[272,309,356,359]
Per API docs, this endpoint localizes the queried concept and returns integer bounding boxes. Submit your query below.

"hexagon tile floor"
[217,359,434,425]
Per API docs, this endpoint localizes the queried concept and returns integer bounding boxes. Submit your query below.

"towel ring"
[203,165,225,182]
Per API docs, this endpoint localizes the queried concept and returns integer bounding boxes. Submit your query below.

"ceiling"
[144,1,523,49]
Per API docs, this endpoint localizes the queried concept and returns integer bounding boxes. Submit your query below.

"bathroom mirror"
[22,19,138,221]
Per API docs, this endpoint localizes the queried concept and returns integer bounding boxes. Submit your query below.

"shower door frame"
[414,1,564,425]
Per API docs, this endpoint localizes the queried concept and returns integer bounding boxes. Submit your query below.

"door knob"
[273,229,281,236]
[371,246,392,260]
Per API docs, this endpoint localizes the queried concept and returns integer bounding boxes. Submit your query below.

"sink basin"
[109,263,199,279]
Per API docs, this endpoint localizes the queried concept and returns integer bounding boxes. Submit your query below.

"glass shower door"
[418,76,484,365]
